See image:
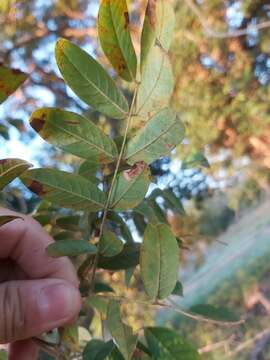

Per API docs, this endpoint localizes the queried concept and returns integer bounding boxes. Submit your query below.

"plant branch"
[80,85,139,289]
[96,294,245,327]
[183,0,270,39]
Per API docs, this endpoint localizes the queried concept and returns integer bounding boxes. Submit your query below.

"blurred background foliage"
[1,0,270,358]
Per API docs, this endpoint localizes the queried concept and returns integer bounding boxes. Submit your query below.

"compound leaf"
[98,0,137,82]
[145,327,200,359]
[47,240,97,257]
[110,162,151,211]
[21,168,106,211]
[55,38,129,119]
[125,108,185,165]
[30,108,118,164]
[0,158,32,190]
[0,65,27,105]
[107,300,137,360]
[100,230,124,257]
[140,223,179,300]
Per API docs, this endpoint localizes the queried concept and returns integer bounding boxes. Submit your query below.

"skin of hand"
[0,208,82,360]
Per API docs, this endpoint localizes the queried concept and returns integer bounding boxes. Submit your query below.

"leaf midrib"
[26,172,105,207]
[48,119,117,160]
[62,49,127,117]
[136,47,166,115]
[0,162,29,185]
[110,170,144,208]
[126,114,178,160]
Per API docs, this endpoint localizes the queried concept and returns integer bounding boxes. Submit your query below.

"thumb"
[0,279,81,344]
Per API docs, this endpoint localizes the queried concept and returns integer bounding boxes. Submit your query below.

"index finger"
[0,208,78,287]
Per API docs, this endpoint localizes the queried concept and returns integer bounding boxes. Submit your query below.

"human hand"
[0,208,81,360]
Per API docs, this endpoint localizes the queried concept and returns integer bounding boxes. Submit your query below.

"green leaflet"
[100,230,124,257]
[56,215,81,231]
[125,108,185,165]
[107,212,133,243]
[150,188,185,216]
[107,300,137,360]
[0,158,32,190]
[141,0,175,71]
[136,44,174,120]
[182,151,210,169]
[47,240,97,257]
[98,0,137,82]
[110,162,151,211]
[0,215,22,227]
[83,339,115,360]
[78,160,99,183]
[55,38,129,119]
[190,304,240,323]
[21,168,106,211]
[134,201,159,224]
[0,65,27,105]
[30,108,118,164]
[145,327,200,359]
[140,223,179,300]
[98,243,140,271]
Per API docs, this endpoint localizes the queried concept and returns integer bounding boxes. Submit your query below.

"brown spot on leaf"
[28,180,47,196]
[31,114,46,133]
[0,159,8,165]
[146,0,157,28]
[124,161,146,182]
[165,143,173,150]
[118,62,126,74]
[124,11,129,29]
[66,120,80,125]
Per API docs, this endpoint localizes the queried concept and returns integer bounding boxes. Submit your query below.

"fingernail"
[37,282,80,327]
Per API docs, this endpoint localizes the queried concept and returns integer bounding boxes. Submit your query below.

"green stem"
[80,85,139,289]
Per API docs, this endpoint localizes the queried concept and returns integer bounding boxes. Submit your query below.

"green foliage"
[21,168,106,211]
[145,327,200,359]
[100,230,124,257]
[107,300,138,360]
[0,159,32,190]
[55,38,129,119]
[190,304,239,323]
[0,64,27,105]
[83,339,115,359]
[98,0,137,82]
[47,240,97,257]
[30,108,118,164]
[140,223,179,300]
[0,0,243,358]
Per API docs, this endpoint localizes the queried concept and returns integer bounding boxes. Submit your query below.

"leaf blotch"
[0,159,8,165]
[146,0,157,27]
[31,115,46,133]
[124,11,129,29]
[28,180,47,196]
[123,161,146,182]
